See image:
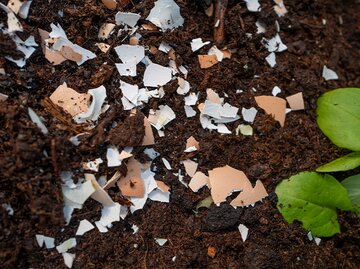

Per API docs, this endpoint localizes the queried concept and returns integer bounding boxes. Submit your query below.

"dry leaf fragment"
[255,96,286,127]
[230,180,268,207]
[50,83,90,117]
[117,158,145,197]
[208,165,253,204]
[101,0,117,10]
[189,171,209,192]
[198,54,218,69]
[183,159,198,177]
[286,92,304,111]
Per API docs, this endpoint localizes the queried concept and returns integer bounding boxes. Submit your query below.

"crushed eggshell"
[143,63,172,87]
[85,174,115,206]
[263,34,287,52]
[115,12,141,27]
[255,96,286,127]
[241,107,257,123]
[230,180,268,207]
[198,54,218,69]
[76,219,95,236]
[286,92,304,111]
[50,83,90,117]
[56,238,77,253]
[186,136,200,151]
[62,253,75,269]
[208,165,252,204]
[36,235,55,249]
[183,159,198,177]
[272,86,281,96]
[266,52,276,67]
[155,180,170,192]
[191,38,210,52]
[98,202,121,228]
[82,158,103,172]
[189,171,210,192]
[238,224,249,242]
[154,238,168,246]
[28,108,48,135]
[101,0,117,10]
[244,0,261,12]
[98,23,115,39]
[273,0,288,17]
[322,65,338,81]
[236,124,253,136]
[117,158,145,197]
[142,117,155,146]
[62,180,95,206]
[146,0,184,31]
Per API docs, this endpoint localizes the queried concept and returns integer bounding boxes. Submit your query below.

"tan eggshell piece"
[230,180,268,207]
[208,165,253,204]
[103,171,121,190]
[155,180,170,192]
[101,0,117,10]
[117,158,145,197]
[206,88,221,104]
[186,136,200,150]
[198,55,218,69]
[255,96,286,127]
[85,174,115,206]
[142,117,155,146]
[96,43,111,53]
[189,171,209,192]
[286,92,304,111]
[197,103,205,113]
[7,0,22,14]
[183,159,198,177]
[50,83,90,116]
[60,45,82,62]
[38,29,67,65]
[168,48,176,61]
[221,49,231,59]
[119,150,133,160]
[98,23,115,39]
[129,36,139,45]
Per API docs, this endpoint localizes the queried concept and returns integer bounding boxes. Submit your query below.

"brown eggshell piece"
[198,55,218,69]
[117,158,145,197]
[255,96,286,127]
[286,92,304,111]
[230,180,268,207]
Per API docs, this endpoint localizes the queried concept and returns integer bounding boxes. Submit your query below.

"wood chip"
[198,55,218,69]
[255,96,286,127]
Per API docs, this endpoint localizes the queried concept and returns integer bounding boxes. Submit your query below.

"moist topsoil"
[0,0,360,268]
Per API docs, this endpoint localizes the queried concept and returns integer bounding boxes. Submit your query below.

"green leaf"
[276,172,353,237]
[317,88,360,151]
[316,152,360,172]
[342,174,360,214]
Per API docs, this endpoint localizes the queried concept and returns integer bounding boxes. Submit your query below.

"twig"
[214,0,228,46]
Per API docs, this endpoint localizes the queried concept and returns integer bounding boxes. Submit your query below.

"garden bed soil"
[1,0,360,268]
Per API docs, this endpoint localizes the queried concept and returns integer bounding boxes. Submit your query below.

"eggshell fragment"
[183,159,198,177]
[208,165,252,204]
[142,117,155,146]
[255,96,286,127]
[198,55,218,69]
[117,158,145,197]
[102,0,117,10]
[98,23,115,39]
[230,180,268,207]
[189,171,209,192]
[186,136,200,151]
[85,174,115,206]
[50,83,90,117]
[286,92,304,111]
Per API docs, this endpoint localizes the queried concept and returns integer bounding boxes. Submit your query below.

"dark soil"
[1,0,360,268]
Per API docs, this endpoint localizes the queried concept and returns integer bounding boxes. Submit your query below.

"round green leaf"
[342,174,360,213]
[316,152,360,172]
[317,88,360,151]
[276,172,353,237]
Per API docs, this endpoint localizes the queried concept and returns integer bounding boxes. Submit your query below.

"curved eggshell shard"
[255,96,286,127]
[230,180,268,207]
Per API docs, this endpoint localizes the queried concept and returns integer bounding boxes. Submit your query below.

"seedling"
[276,88,360,237]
